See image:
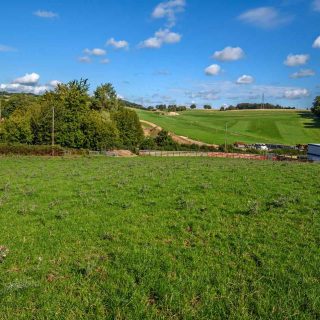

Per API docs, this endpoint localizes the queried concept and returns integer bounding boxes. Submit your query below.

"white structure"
[307,144,320,161]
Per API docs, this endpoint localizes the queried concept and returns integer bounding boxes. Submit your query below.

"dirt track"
[140,120,219,148]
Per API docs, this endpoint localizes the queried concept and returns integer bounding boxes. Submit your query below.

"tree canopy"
[311,96,320,117]
[0,80,143,150]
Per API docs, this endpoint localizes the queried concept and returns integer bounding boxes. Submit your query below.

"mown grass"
[0,156,319,319]
[136,109,320,145]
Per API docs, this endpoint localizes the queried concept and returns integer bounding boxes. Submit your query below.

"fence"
[139,150,271,160]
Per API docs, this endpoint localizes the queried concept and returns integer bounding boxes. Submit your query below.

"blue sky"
[0,0,319,108]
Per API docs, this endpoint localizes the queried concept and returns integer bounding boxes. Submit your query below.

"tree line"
[0,80,143,150]
[220,103,296,111]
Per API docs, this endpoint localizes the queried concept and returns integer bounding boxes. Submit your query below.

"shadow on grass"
[298,111,320,129]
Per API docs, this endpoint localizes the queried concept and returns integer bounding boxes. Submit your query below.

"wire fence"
[139,150,272,160]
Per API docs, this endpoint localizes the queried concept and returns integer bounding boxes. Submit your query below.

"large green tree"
[111,107,144,148]
[81,111,119,150]
[1,79,144,151]
[91,83,118,111]
[33,79,90,148]
[311,96,320,116]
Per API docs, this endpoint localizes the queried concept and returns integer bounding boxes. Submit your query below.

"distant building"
[254,143,268,151]
[307,144,320,161]
[234,142,247,149]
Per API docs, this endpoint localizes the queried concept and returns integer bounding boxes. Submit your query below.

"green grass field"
[0,156,319,319]
[136,109,320,145]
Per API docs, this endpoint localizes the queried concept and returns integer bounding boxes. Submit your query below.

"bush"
[2,109,33,144]
[0,144,65,156]
[81,112,120,150]
[112,108,144,148]
[140,137,157,150]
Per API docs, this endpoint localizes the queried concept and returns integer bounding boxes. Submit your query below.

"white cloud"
[312,0,320,11]
[49,80,61,87]
[0,73,61,95]
[117,94,124,100]
[13,72,40,85]
[152,0,185,27]
[312,36,320,48]
[180,81,310,103]
[236,75,254,84]
[205,64,221,76]
[238,7,292,29]
[139,29,181,48]
[185,89,220,101]
[213,47,245,61]
[106,38,129,49]
[33,10,58,18]
[0,45,16,52]
[100,58,110,64]
[284,54,309,66]
[0,83,49,95]
[83,48,106,56]
[290,69,315,78]
[284,88,309,99]
[78,56,91,63]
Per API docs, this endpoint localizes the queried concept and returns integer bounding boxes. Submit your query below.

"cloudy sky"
[0,0,319,108]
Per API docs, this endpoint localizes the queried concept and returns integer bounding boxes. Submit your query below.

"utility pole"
[224,122,228,152]
[262,93,265,110]
[52,105,55,156]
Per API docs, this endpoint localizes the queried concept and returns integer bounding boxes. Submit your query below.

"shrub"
[0,144,65,156]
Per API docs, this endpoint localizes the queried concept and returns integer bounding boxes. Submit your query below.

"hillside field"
[0,156,319,319]
[136,109,320,145]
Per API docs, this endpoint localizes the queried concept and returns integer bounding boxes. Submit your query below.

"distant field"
[0,157,319,319]
[136,109,320,145]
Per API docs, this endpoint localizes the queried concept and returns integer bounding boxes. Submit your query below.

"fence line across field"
[139,150,271,160]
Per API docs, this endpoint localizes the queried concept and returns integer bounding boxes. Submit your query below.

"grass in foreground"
[136,109,320,145]
[0,156,319,319]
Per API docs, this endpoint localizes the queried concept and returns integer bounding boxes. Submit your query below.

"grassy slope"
[0,157,319,319]
[136,109,320,145]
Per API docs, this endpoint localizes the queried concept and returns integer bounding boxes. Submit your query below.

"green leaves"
[311,96,320,116]
[1,80,144,150]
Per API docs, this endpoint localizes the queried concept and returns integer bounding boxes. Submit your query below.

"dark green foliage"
[203,104,212,109]
[2,109,34,144]
[33,80,90,148]
[154,130,176,148]
[0,80,143,150]
[140,137,157,150]
[119,99,146,110]
[112,108,144,148]
[0,144,65,155]
[311,96,320,116]
[81,111,119,150]
[190,104,197,109]
[0,94,39,118]
[225,102,295,110]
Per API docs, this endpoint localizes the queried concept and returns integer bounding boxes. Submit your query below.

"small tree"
[204,104,212,110]
[190,104,197,109]
[154,130,177,149]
